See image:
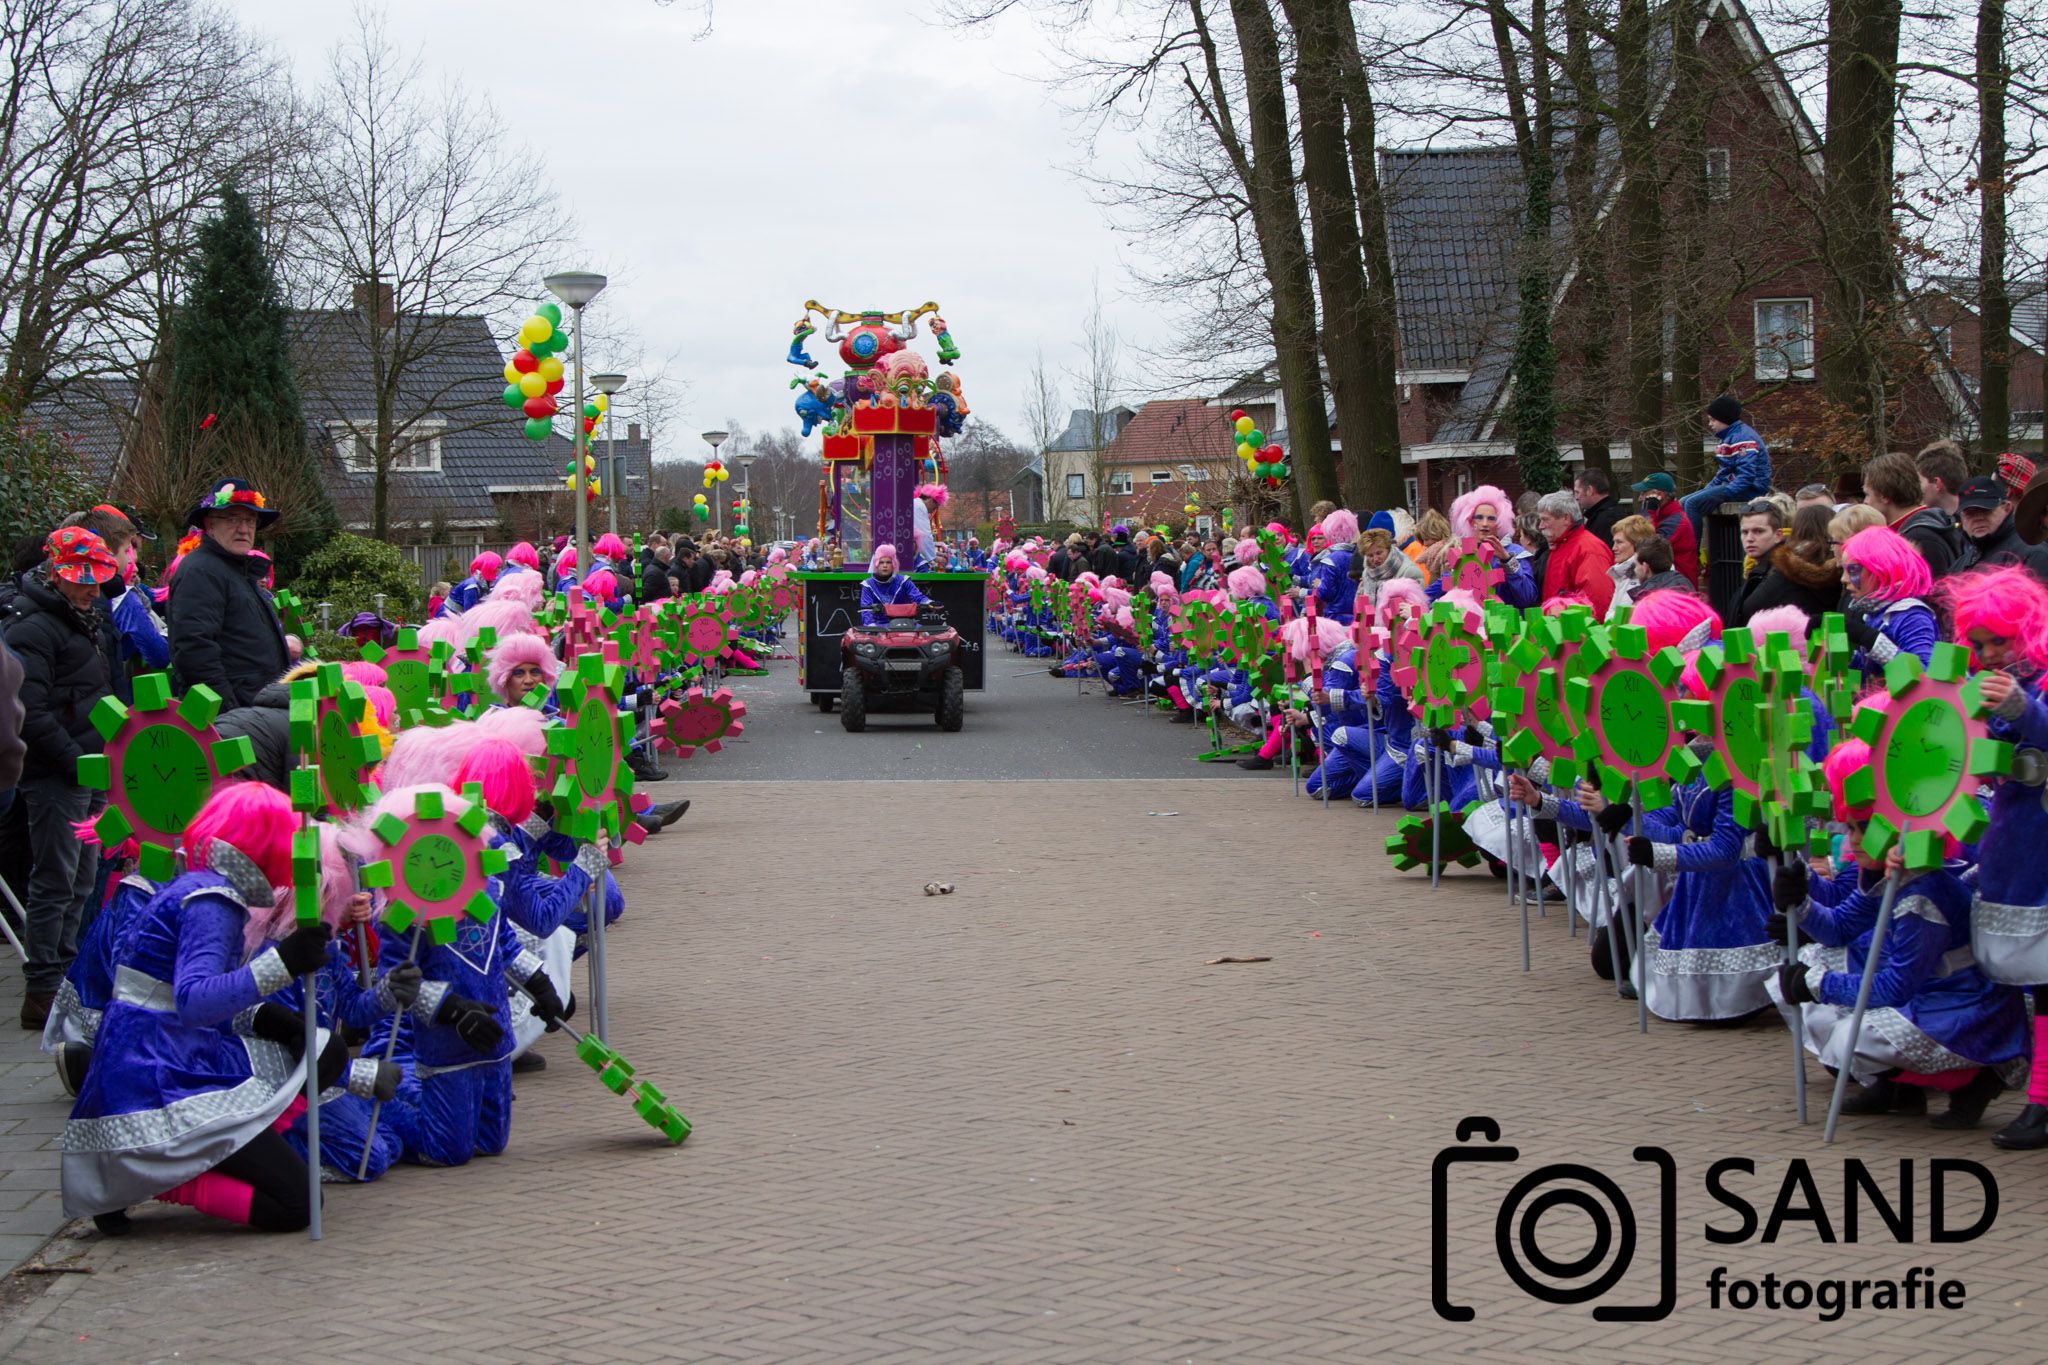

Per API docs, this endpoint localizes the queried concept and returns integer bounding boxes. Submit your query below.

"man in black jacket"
[4,528,119,1027]
[168,479,289,709]
[1573,468,1625,549]
[1862,451,1960,579]
[1953,477,2048,582]
[641,543,677,602]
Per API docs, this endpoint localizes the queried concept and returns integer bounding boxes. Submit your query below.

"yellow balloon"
[593,393,609,413]
[518,372,546,398]
[502,361,520,385]
[717,468,729,481]
[538,355,565,383]
[1234,416,1253,435]
[522,316,553,346]
[693,493,707,504]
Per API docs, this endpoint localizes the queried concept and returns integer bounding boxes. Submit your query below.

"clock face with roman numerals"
[1882,697,1968,818]
[124,722,211,837]
[1597,670,1672,769]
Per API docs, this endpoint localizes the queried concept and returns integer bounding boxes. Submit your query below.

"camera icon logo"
[1431,1117,1676,1322]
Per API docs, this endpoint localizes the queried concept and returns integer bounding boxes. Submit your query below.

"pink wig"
[1320,508,1361,546]
[454,736,537,827]
[487,570,546,609]
[1149,570,1177,598]
[768,547,788,565]
[182,781,297,889]
[556,547,578,573]
[1840,526,1932,603]
[1283,614,1349,662]
[1448,485,1510,540]
[506,541,541,571]
[582,568,619,602]
[461,597,540,645]
[1377,577,1428,619]
[1541,591,1594,613]
[379,720,482,790]
[486,633,562,703]
[1226,565,1267,600]
[593,533,629,561]
[1075,571,1101,590]
[470,550,503,582]
[1942,566,2048,674]
[359,683,395,730]
[339,661,387,688]
[869,542,900,573]
[1264,521,1294,545]
[1629,590,1721,654]
[475,702,549,758]
[1822,734,1876,823]
[1025,564,1048,582]
[709,571,734,592]
[740,569,759,587]
[1742,605,1812,658]
[1233,539,1260,567]
[1004,550,1029,573]
[1442,587,1484,617]
[244,821,356,955]
[914,483,949,507]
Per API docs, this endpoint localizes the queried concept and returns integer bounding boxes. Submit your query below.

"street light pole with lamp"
[739,455,755,542]
[702,429,729,535]
[591,372,628,538]
[543,271,608,579]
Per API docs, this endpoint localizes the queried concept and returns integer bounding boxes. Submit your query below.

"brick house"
[1042,406,1136,526]
[1091,399,1238,532]
[1915,272,2046,454]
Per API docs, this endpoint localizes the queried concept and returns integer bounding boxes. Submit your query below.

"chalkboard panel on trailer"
[796,572,986,693]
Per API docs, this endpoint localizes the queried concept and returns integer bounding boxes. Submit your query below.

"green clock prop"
[1565,622,1695,809]
[542,652,636,841]
[1841,643,2011,868]
[77,673,256,881]
[1486,606,1591,787]
[286,666,384,815]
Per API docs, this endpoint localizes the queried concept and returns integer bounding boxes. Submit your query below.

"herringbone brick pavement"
[3,779,2046,1363]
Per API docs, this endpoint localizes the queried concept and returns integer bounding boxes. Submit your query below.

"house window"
[1754,299,1815,381]
[1066,473,1086,499]
[1932,325,1953,358]
[329,420,445,473]
[1180,464,1210,481]
[1150,469,1173,484]
[1195,514,1213,536]
[1108,471,1133,495]
[1705,147,1731,202]
[1454,469,1472,498]
[1403,477,1419,516]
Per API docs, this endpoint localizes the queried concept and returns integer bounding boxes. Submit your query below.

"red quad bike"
[840,601,965,733]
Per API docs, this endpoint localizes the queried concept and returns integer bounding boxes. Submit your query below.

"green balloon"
[502,384,524,409]
[1247,428,1265,446]
[548,331,571,356]
[583,401,601,420]
[523,417,552,441]
[537,302,563,326]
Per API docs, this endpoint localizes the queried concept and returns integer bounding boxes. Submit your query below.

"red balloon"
[512,350,538,374]
[543,377,564,396]
[522,396,556,420]
[1262,444,1283,458]
[1229,408,1246,421]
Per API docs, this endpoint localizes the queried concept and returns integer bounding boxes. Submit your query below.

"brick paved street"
[3,671,2048,1361]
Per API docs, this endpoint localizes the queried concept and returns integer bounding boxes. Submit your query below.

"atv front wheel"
[839,667,867,732]
[935,665,965,732]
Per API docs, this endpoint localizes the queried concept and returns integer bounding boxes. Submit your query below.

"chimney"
[627,422,641,442]
[352,278,394,328]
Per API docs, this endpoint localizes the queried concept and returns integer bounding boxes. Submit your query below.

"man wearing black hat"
[167,478,289,709]
[1679,395,1772,537]
[1954,476,2048,582]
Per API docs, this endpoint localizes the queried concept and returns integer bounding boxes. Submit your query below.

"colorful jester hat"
[542,648,650,847]
[1394,597,1490,729]
[78,672,256,881]
[355,784,509,943]
[1839,643,2012,869]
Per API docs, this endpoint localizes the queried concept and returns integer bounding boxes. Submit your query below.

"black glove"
[364,1059,400,1102]
[1462,725,1488,747]
[382,962,423,1010]
[251,1001,306,1054]
[276,922,332,977]
[1841,607,1878,650]
[1763,909,1789,942]
[1430,728,1454,751]
[522,972,568,1032]
[435,994,506,1057]
[1595,802,1633,836]
[1752,821,1776,862]
[1625,835,1656,868]
[1773,860,1810,913]
[1777,960,1816,1006]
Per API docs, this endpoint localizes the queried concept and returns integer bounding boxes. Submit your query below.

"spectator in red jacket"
[1630,471,1699,585]
[1536,489,1616,615]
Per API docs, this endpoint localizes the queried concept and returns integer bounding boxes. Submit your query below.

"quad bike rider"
[840,542,965,732]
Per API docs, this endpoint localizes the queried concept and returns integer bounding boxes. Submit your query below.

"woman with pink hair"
[1628,589,1721,654]
[487,565,547,611]
[1768,725,2028,1128]
[591,532,629,567]
[504,541,541,574]
[486,634,562,711]
[1430,484,1538,607]
[551,546,580,594]
[1941,568,2048,1146]
[1838,525,1937,680]
[438,550,504,616]
[1309,508,1361,624]
[60,783,417,1233]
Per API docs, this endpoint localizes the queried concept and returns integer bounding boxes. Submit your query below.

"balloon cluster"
[733,495,751,539]
[702,460,730,491]
[500,302,570,442]
[1232,409,1289,485]
[1183,487,1202,521]
[563,450,601,502]
[691,492,709,522]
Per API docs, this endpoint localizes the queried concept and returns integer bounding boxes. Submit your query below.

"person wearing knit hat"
[1679,395,1772,538]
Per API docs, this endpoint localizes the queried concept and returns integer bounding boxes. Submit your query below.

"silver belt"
[1938,946,1977,979]
[113,965,175,1013]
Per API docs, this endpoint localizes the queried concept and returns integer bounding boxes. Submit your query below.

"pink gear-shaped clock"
[1445,534,1507,599]
[654,685,748,758]
[357,783,510,943]
[76,673,257,881]
[559,587,609,659]
[665,597,733,669]
[1345,593,1382,695]
[542,648,649,852]
[1487,607,1588,786]
[612,606,663,686]
[1840,642,2010,868]
[1564,621,1696,809]
[1392,599,1489,728]
[360,627,453,727]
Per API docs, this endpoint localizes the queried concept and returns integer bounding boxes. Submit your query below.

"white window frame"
[1065,472,1086,499]
[1753,298,1815,382]
[1705,147,1731,202]
[1194,514,1213,536]
[1403,476,1420,516]
[1178,463,1210,482]
[329,419,446,473]
[1108,471,1134,495]
[1454,469,1472,498]
[1149,469,1173,484]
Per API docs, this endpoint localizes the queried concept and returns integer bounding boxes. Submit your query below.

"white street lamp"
[591,372,627,538]
[544,272,608,579]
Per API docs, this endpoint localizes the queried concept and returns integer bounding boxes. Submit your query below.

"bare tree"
[296,5,568,540]
[1070,282,1127,526]
[0,0,304,406]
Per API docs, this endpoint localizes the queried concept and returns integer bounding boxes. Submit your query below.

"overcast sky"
[231,0,1171,460]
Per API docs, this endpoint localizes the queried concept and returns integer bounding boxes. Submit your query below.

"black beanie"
[1706,394,1742,425]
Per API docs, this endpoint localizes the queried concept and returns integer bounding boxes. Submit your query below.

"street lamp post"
[739,456,755,543]
[591,372,627,539]
[702,430,728,535]
[544,272,608,588]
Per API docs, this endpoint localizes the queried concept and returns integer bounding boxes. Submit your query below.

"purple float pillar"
[868,432,918,553]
